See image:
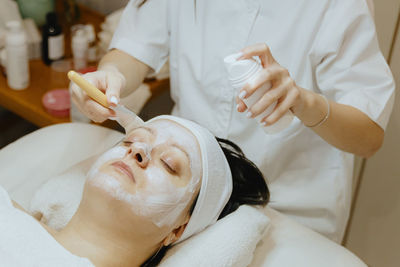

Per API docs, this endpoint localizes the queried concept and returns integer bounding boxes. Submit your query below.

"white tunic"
[110,0,395,242]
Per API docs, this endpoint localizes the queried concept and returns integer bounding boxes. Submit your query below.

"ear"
[162,215,190,246]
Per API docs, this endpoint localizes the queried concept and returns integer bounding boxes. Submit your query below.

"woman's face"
[84,119,202,236]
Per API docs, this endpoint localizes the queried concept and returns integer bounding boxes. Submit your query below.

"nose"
[127,144,150,168]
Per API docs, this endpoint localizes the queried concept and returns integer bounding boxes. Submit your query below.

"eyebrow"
[128,126,191,160]
[125,126,155,140]
[135,126,155,135]
[170,143,190,161]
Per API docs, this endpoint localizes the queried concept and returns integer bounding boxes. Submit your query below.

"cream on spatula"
[68,70,144,132]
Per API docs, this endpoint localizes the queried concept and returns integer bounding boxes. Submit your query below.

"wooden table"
[0,4,169,128]
[0,59,70,127]
[0,60,169,128]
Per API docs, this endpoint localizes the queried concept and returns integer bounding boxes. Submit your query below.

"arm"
[237,43,385,158]
[71,0,168,123]
[294,88,383,158]
[98,49,150,98]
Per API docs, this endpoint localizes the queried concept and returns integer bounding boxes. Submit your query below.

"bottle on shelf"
[5,20,30,90]
[72,28,89,70]
[42,12,64,65]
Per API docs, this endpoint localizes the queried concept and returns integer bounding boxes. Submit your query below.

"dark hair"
[137,0,147,8]
[141,137,269,266]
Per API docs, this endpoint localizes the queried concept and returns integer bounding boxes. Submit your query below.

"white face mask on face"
[86,120,201,228]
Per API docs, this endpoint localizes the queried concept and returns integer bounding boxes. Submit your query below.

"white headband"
[148,115,233,243]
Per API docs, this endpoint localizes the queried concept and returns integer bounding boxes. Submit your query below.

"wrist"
[293,89,328,126]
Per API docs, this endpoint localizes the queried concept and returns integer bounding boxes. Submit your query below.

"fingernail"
[236,104,240,111]
[110,96,118,105]
[238,91,247,99]
[246,111,252,118]
[261,121,268,127]
[235,52,244,60]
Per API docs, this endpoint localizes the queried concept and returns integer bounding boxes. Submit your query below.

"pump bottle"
[224,53,293,134]
[5,21,29,90]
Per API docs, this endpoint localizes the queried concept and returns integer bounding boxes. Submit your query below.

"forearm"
[293,89,384,158]
[98,49,150,98]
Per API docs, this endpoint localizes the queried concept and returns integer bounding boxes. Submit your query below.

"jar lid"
[42,89,70,118]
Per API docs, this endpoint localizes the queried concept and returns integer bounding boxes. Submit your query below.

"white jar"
[5,21,29,90]
[224,53,293,134]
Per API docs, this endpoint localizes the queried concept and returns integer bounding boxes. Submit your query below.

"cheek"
[86,146,134,199]
[137,166,193,225]
[87,146,128,179]
[143,166,186,197]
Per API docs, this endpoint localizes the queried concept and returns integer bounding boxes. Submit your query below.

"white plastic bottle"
[5,21,29,90]
[224,53,293,134]
[72,29,88,71]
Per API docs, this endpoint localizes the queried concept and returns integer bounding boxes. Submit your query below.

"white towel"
[29,156,96,230]
[0,185,93,267]
[160,205,270,267]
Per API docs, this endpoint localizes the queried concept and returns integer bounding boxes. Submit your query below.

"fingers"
[105,73,123,107]
[85,100,116,123]
[69,76,115,123]
[235,43,300,124]
[235,96,247,112]
[82,72,107,93]
[239,43,276,67]
[260,89,299,125]
[239,65,283,99]
[71,91,115,123]
[69,69,126,122]
[248,82,287,117]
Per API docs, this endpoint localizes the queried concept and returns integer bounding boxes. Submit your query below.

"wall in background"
[372,0,400,59]
[344,1,400,266]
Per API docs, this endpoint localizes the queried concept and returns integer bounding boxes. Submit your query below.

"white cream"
[147,120,202,194]
[86,119,202,227]
[131,141,152,162]
[88,165,188,227]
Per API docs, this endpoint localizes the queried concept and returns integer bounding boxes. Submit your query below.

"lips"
[111,161,135,183]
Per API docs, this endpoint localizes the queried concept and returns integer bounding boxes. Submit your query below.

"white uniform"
[110,0,395,242]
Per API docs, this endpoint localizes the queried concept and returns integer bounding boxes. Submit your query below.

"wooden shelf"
[0,59,169,128]
[0,4,170,129]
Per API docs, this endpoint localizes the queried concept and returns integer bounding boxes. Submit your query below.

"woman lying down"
[0,115,269,266]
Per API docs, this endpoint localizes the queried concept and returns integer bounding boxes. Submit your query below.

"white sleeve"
[109,0,170,73]
[313,0,395,130]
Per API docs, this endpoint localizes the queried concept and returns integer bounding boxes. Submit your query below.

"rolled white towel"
[160,205,270,267]
[29,156,95,230]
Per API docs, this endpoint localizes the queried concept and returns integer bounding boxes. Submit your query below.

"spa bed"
[0,123,366,267]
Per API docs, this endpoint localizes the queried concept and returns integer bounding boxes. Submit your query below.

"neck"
[51,209,160,267]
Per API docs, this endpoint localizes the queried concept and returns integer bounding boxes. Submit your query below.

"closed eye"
[161,159,176,174]
[122,141,133,146]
